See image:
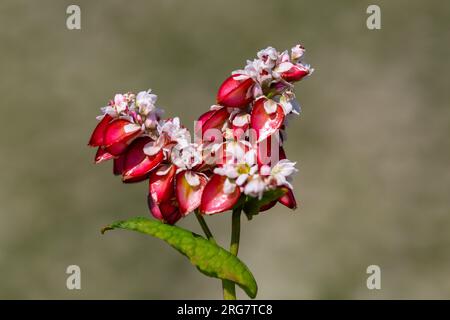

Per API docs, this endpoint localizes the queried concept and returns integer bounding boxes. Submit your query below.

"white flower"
[257,47,278,68]
[225,141,246,162]
[185,170,200,187]
[214,149,258,188]
[243,175,266,199]
[159,117,191,147]
[171,143,202,170]
[114,94,128,114]
[223,178,236,194]
[291,44,305,62]
[269,159,298,189]
[279,93,301,115]
[136,90,157,115]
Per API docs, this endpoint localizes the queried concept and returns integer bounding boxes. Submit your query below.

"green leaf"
[243,188,287,219]
[101,216,258,299]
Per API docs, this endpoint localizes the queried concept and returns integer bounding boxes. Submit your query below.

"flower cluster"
[88,44,312,224]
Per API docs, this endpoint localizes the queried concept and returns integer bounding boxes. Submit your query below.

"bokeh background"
[0,0,449,299]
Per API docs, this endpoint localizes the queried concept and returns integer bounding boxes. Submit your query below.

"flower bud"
[278,187,297,209]
[199,174,241,214]
[103,119,142,156]
[217,74,254,108]
[175,170,208,215]
[281,64,311,83]
[250,97,285,142]
[148,196,182,225]
[122,137,164,183]
[88,114,113,147]
[148,165,176,204]
[196,106,230,138]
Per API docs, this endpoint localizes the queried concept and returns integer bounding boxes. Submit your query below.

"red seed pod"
[217,74,254,108]
[281,64,311,83]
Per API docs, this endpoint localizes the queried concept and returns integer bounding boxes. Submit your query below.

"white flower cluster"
[214,141,297,199]
[99,90,164,131]
[231,45,312,110]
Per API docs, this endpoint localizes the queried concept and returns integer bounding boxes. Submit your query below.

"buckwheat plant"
[90,44,313,299]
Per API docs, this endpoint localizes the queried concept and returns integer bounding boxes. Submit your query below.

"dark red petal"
[199,174,241,214]
[113,155,125,175]
[250,98,284,142]
[175,170,208,215]
[122,137,163,183]
[94,147,114,164]
[259,200,277,212]
[148,196,182,225]
[278,188,297,209]
[88,114,112,147]
[217,75,254,108]
[148,165,176,204]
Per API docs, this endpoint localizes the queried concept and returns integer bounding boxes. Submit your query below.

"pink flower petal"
[94,147,114,164]
[88,114,112,147]
[217,75,254,108]
[175,170,207,215]
[251,98,284,142]
[148,165,176,204]
[199,174,241,214]
[122,137,164,183]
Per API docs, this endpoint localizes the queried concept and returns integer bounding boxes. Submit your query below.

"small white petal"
[260,165,271,176]
[263,99,278,114]
[274,61,294,73]
[123,123,141,134]
[223,178,236,194]
[185,171,200,187]
[232,113,250,127]
[236,174,248,186]
[143,140,162,156]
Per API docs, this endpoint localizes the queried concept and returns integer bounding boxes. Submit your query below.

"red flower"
[122,137,164,183]
[281,63,311,83]
[250,97,284,142]
[200,174,241,214]
[217,74,254,108]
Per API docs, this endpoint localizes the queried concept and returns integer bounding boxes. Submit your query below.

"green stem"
[230,206,241,256]
[194,210,215,243]
[194,209,242,300]
[194,210,232,299]
[222,206,242,300]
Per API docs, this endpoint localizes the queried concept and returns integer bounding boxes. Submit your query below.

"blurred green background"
[0,0,449,299]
